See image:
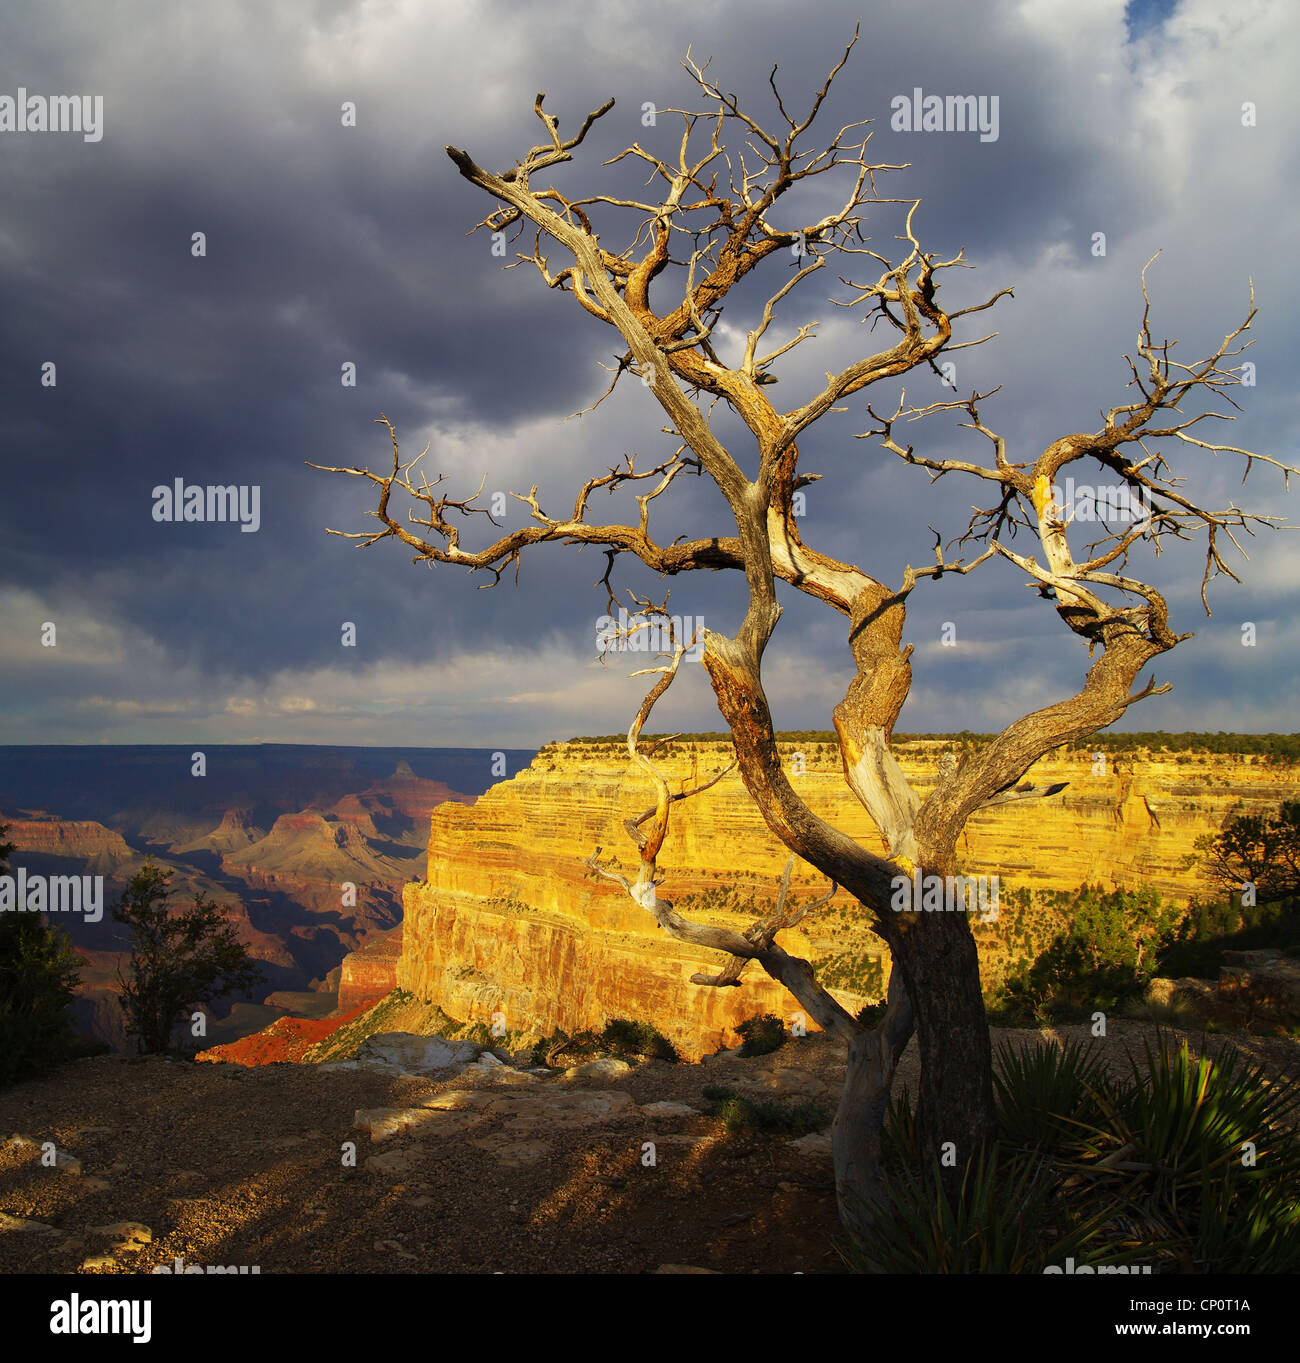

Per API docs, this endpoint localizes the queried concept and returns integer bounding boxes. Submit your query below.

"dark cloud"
[0,0,1294,744]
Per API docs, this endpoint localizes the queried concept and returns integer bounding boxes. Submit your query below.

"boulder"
[0,1213,55,1233]
[640,1101,700,1117]
[354,1033,465,1072]
[563,1057,632,1081]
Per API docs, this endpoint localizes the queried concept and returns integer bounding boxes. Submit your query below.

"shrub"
[0,824,85,1087]
[600,1018,678,1062]
[113,860,264,1054]
[846,1031,1300,1272]
[702,1086,828,1135]
[735,1012,786,1057]
[0,911,85,1088]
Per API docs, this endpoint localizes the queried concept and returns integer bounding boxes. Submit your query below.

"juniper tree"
[114,861,263,1055]
[317,33,1289,1240]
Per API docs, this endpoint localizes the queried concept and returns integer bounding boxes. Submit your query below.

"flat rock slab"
[641,1101,700,1117]
[354,1107,453,1142]
[467,1136,553,1168]
[419,1091,497,1112]
[87,1222,152,1248]
[0,1213,55,1233]
[486,1090,637,1136]
[7,1135,81,1173]
[364,1147,425,1177]
[563,1058,633,1081]
[354,1033,484,1072]
[788,1133,832,1157]
[459,1063,540,1086]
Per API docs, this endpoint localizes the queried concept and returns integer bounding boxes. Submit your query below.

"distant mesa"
[173,806,265,856]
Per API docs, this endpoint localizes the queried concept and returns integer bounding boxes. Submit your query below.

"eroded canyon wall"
[399,740,1300,1060]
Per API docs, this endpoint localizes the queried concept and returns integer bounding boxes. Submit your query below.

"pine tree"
[113,860,264,1055]
[0,823,85,1086]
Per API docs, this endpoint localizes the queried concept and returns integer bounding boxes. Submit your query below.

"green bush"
[0,912,85,1088]
[735,1012,786,1057]
[601,1017,679,1062]
[848,1031,1300,1273]
[1157,894,1300,977]
[986,884,1183,1023]
[0,824,85,1087]
[702,1086,828,1135]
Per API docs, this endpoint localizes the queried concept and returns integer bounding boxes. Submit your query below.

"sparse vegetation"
[701,1085,829,1136]
[846,1033,1300,1273]
[986,885,1184,1025]
[0,823,86,1087]
[735,1012,787,1057]
[601,1018,678,1062]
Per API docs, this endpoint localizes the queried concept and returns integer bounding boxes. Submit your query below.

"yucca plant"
[840,1141,1128,1274]
[1062,1031,1300,1266]
[1186,1162,1300,1273]
[1083,1034,1299,1194]
[994,1038,1114,1154]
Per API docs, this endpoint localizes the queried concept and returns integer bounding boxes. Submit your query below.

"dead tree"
[314,31,1290,1242]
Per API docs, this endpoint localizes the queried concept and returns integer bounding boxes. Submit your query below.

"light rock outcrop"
[398,739,1299,1060]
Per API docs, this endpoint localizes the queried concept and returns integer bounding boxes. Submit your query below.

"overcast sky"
[0,0,1295,748]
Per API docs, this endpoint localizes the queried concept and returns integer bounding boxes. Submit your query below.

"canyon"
[394,738,1300,1061]
[0,747,523,1050]
[5,739,1297,1064]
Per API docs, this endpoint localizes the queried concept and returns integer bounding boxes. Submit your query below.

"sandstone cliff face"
[399,741,1300,1061]
[0,814,136,871]
[337,925,403,1011]
[221,812,416,922]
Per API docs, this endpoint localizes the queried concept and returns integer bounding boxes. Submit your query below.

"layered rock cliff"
[399,739,1300,1060]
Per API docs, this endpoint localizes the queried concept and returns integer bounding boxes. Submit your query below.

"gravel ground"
[1,1020,1295,1275]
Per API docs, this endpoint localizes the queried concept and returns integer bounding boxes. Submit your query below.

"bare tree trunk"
[833,966,913,1246]
[888,906,996,1195]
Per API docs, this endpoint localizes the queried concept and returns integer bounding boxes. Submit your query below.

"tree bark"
[885,898,996,1195]
[833,967,914,1245]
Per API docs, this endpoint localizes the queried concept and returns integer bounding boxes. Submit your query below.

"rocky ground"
[2,1021,1297,1275]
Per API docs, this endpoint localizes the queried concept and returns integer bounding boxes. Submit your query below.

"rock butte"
[396,740,1300,1061]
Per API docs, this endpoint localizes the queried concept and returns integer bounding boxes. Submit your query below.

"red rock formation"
[0,813,135,868]
[337,926,403,1012]
[194,1000,377,1066]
